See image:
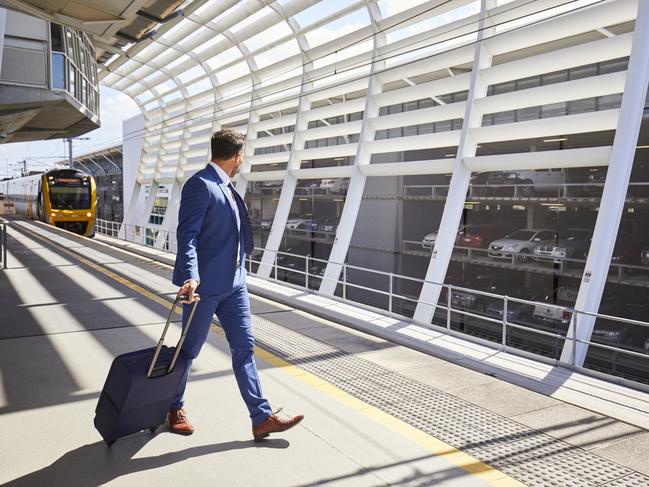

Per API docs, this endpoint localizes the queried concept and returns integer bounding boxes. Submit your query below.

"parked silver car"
[488,229,557,263]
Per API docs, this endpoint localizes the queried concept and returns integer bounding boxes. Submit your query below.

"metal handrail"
[576,308,649,330]
[246,247,649,367]
[98,219,649,375]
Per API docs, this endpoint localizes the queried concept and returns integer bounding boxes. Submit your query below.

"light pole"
[64,137,90,168]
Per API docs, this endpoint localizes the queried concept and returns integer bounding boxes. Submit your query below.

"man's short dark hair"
[211,129,245,160]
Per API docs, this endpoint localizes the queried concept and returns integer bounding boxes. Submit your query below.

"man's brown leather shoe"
[167,408,194,435]
[252,413,304,441]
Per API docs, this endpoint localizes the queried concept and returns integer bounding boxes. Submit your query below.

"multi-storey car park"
[89,0,649,386]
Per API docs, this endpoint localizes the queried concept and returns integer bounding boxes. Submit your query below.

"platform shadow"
[3,435,289,487]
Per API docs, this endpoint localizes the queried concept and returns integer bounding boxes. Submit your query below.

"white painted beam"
[560,0,649,366]
[414,0,496,324]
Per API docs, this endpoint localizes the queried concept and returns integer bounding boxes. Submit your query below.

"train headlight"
[50,213,56,218]
[86,212,92,217]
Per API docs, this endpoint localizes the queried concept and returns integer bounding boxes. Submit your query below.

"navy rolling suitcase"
[94,295,199,446]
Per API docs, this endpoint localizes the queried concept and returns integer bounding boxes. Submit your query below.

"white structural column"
[560,0,649,366]
[319,2,385,295]
[154,180,180,248]
[413,0,496,323]
[119,181,142,238]
[256,12,311,279]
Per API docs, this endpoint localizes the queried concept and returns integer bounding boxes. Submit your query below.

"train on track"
[0,169,97,237]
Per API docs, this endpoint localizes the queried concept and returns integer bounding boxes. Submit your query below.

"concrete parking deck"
[1,217,649,487]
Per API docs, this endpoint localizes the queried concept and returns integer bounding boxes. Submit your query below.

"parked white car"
[286,214,314,230]
[320,179,349,193]
[488,229,557,263]
[421,231,437,249]
[533,287,578,325]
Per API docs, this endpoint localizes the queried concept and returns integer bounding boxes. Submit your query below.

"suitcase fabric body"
[94,295,198,446]
[94,346,187,445]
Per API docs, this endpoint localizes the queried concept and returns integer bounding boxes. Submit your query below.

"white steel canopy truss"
[101,0,649,368]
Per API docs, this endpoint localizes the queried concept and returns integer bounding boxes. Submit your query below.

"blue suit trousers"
[171,281,273,426]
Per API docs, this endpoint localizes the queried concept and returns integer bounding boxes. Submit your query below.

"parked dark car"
[522,290,641,359]
[275,248,307,284]
[305,220,320,232]
[591,304,649,350]
[485,292,545,326]
[318,216,339,235]
[451,276,533,341]
[534,228,592,265]
[450,275,514,314]
[483,289,575,356]
[565,167,606,197]
[610,235,648,268]
[586,299,649,383]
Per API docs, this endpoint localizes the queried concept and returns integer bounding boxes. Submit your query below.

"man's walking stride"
[170,129,304,440]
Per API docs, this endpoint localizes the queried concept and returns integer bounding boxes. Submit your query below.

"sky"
[0,86,140,179]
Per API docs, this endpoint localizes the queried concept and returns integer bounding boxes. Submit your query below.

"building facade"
[104,0,649,386]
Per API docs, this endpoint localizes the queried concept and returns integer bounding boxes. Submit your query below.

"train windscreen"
[49,175,91,210]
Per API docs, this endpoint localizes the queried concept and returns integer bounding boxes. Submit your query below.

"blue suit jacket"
[172,164,252,295]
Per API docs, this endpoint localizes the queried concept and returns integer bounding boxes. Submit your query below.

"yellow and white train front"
[43,170,96,236]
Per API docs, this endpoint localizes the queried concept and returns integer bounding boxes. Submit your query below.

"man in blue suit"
[170,129,303,440]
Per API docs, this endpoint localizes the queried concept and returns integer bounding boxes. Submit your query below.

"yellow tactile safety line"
[18,221,526,487]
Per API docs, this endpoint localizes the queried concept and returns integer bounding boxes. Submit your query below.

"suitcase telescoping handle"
[147,293,200,378]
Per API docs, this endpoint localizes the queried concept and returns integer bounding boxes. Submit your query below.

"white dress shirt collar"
[208,161,231,185]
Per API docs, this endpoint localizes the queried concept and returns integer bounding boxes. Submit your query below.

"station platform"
[1,217,649,487]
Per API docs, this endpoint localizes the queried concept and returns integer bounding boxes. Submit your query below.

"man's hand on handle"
[178,279,200,304]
